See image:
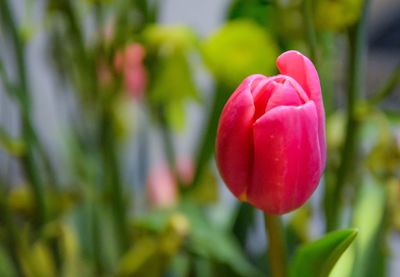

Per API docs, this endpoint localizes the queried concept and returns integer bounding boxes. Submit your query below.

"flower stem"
[264,213,287,277]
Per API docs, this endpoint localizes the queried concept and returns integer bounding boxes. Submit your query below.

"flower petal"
[265,80,303,112]
[276,50,326,167]
[248,101,322,214]
[216,75,263,198]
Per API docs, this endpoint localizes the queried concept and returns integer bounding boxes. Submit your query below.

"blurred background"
[0,0,399,276]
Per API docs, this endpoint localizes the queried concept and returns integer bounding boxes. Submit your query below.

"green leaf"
[289,229,358,277]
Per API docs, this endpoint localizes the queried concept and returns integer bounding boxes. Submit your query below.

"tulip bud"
[147,163,178,209]
[114,43,148,99]
[147,158,194,208]
[216,50,326,215]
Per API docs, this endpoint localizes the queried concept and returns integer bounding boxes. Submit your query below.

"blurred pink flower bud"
[147,157,194,208]
[176,156,194,185]
[96,60,113,88]
[147,163,178,209]
[114,43,148,98]
[216,50,326,215]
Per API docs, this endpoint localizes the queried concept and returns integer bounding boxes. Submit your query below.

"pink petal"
[265,80,303,112]
[248,101,322,214]
[276,50,326,167]
[216,75,264,198]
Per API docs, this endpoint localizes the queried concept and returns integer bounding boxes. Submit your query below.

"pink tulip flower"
[216,50,326,215]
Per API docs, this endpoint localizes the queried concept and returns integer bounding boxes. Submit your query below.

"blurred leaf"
[7,185,34,218]
[314,0,364,31]
[231,202,255,248]
[0,128,26,156]
[361,111,400,179]
[118,237,159,275]
[134,203,260,276]
[227,0,275,28]
[144,24,197,54]
[189,226,262,277]
[367,137,400,179]
[289,229,358,277]
[351,179,386,277]
[384,110,400,124]
[120,212,189,276]
[186,167,218,204]
[387,179,400,231]
[326,112,346,151]
[145,27,200,130]
[202,19,278,86]
[0,246,17,277]
[168,253,190,277]
[183,204,262,277]
[20,241,56,277]
[60,224,89,277]
[329,179,388,277]
[165,100,186,131]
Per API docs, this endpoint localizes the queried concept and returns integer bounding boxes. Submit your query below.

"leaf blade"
[290,228,358,277]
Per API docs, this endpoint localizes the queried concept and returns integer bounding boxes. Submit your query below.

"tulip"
[216,50,326,215]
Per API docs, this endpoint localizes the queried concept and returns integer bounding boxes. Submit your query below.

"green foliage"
[227,0,274,28]
[0,128,25,156]
[134,203,262,277]
[314,0,364,31]
[0,0,398,276]
[144,24,200,130]
[351,180,387,277]
[290,229,358,277]
[202,20,278,86]
[0,247,17,277]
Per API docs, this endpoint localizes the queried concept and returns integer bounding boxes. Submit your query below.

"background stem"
[0,0,47,225]
[325,0,370,231]
[302,0,318,63]
[189,82,230,190]
[369,63,400,105]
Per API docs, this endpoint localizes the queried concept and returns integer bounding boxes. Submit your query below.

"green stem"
[302,0,318,63]
[157,107,182,185]
[369,63,400,105]
[325,0,370,231]
[100,103,128,255]
[0,185,24,276]
[264,214,287,277]
[0,0,47,225]
[0,58,18,97]
[90,203,103,274]
[189,83,230,191]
